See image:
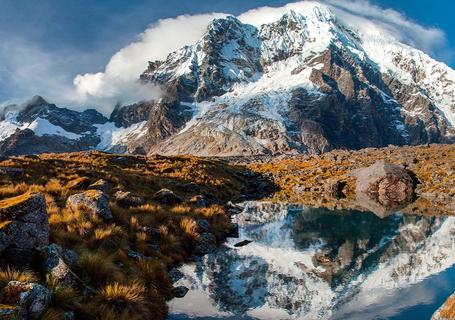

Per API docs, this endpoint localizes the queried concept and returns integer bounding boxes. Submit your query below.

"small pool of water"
[168,203,455,320]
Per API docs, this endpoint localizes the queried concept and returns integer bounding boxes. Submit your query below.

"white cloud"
[238,0,450,60]
[73,13,226,111]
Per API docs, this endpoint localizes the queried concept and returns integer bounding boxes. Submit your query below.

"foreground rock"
[433,292,455,320]
[2,281,52,319]
[66,190,112,220]
[0,193,49,264]
[351,160,415,216]
[114,190,145,207]
[152,188,182,205]
[43,244,79,288]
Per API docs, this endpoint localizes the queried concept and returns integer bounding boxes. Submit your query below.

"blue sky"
[0,0,454,108]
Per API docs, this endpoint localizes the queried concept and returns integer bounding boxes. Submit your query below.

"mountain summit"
[1,4,454,156]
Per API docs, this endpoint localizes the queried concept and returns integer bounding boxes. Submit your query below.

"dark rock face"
[351,160,415,216]
[0,193,49,263]
[13,96,107,134]
[66,190,113,220]
[0,129,100,157]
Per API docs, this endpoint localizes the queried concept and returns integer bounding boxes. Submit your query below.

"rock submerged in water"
[0,193,49,264]
[351,160,415,216]
[66,190,112,220]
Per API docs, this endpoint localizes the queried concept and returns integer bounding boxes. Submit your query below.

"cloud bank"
[73,13,226,111]
[1,1,452,114]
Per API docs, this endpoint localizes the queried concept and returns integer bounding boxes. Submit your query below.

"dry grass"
[248,144,455,215]
[0,267,38,290]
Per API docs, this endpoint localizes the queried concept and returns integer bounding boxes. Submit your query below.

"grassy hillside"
[0,151,255,319]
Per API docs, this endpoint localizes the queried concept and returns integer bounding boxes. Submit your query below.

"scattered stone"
[87,179,109,193]
[234,240,253,248]
[152,188,182,205]
[173,286,189,298]
[193,232,216,255]
[43,244,79,288]
[3,281,52,319]
[66,190,112,220]
[0,193,49,264]
[114,190,145,207]
[66,177,90,190]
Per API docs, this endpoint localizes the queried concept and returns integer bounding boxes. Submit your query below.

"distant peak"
[22,95,49,108]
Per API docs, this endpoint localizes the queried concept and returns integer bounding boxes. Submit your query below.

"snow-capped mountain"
[0,3,454,156]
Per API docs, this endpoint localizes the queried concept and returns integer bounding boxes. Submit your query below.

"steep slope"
[137,5,454,155]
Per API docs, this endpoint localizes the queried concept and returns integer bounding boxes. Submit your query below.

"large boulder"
[0,193,49,263]
[2,281,52,319]
[351,160,415,216]
[66,190,112,220]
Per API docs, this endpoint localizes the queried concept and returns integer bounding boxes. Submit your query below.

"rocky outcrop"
[66,190,112,220]
[0,193,49,263]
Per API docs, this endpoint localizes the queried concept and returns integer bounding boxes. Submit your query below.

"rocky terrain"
[246,144,455,216]
[0,3,454,157]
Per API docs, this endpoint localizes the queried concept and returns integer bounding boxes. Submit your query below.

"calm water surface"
[168,203,455,320]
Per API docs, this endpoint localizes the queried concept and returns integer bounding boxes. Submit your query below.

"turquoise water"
[169,204,455,320]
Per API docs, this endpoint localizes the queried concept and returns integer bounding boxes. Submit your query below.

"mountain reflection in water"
[169,203,455,320]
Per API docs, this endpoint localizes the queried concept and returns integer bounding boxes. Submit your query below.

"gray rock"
[44,244,79,288]
[195,219,210,233]
[66,190,112,220]
[152,188,182,205]
[5,281,52,319]
[0,193,49,263]
[114,190,145,208]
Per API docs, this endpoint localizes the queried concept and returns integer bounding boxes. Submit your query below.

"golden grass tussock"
[0,266,38,290]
